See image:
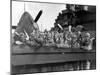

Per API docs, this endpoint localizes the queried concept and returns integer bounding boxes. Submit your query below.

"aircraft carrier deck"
[11,45,96,74]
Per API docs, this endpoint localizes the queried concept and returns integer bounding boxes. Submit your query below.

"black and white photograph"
[11,0,96,74]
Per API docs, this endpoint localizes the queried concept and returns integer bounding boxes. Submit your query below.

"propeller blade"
[34,10,43,22]
[12,26,17,29]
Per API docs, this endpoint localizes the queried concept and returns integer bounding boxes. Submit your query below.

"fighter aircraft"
[12,10,43,46]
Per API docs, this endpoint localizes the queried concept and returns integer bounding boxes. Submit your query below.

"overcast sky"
[12,1,66,31]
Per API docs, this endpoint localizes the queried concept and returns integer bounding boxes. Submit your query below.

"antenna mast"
[24,1,25,12]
